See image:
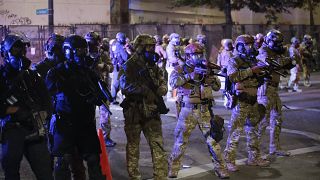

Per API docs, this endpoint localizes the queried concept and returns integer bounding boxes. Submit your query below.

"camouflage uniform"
[300,35,314,87]
[119,35,168,180]
[162,34,169,51]
[196,34,207,59]
[224,56,264,168]
[90,49,114,144]
[224,35,269,171]
[288,38,302,92]
[168,43,229,179]
[85,31,115,146]
[256,30,293,156]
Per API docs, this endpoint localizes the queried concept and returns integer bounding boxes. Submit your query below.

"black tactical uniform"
[46,34,104,180]
[0,33,53,180]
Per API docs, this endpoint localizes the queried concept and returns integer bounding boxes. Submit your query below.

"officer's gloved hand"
[251,66,264,74]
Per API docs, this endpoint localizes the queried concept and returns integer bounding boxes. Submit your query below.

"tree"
[171,0,302,37]
[300,0,320,37]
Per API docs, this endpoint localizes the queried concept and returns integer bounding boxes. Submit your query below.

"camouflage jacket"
[256,44,292,85]
[257,44,292,96]
[119,53,167,106]
[299,43,313,66]
[227,55,259,96]
[88,49,113,82]
[170,64,220,103]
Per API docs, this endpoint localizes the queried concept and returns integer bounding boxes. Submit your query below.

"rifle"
[193,62,226,78]
[1,70,49,140]
[81,73,113,115]
[139,68,169,114]
[256,57,288,78]
[56,66,113,115]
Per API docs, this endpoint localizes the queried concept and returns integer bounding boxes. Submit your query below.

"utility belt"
[0,111,47,143]
[181,100,212,110]
[237,92,257,105]
[120,96,143,109]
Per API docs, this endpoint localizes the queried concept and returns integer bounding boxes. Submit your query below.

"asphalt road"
[1,72,320,180]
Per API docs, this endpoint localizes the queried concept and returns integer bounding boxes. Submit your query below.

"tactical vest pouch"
[200,85,213,99]
[238,92,257,105]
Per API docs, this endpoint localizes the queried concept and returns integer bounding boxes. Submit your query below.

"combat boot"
[247,158,270,167]
[168,163,178,178]
[168,170,178,178]
[214,167,230,179]
[226,162,239,172]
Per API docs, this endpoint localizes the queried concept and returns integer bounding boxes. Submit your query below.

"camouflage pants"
[169,104,226,175]
[257,91,283,154]
[302,64,311,82]
[123,106,168,180]
[99,105,112,139]
[224,102,261,164]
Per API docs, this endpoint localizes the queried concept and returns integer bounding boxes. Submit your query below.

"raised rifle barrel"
[207,62,221,70]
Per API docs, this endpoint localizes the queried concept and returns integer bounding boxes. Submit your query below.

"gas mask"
[144,44,157,65]
[65,47,87,67]
[73,47,87,66]
[47,46,65,63]
[238,43,258,60]
[171,37,180,46]
[186,53,205,67]
[268,40,285,53]
[6,41,27,71]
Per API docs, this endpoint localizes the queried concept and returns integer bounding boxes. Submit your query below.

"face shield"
[7,41,27,70]
[269,39,284,53]
[186,52,205,67]
[46,44,65,61]
[244,43,258,59]
[170,36,180,46]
